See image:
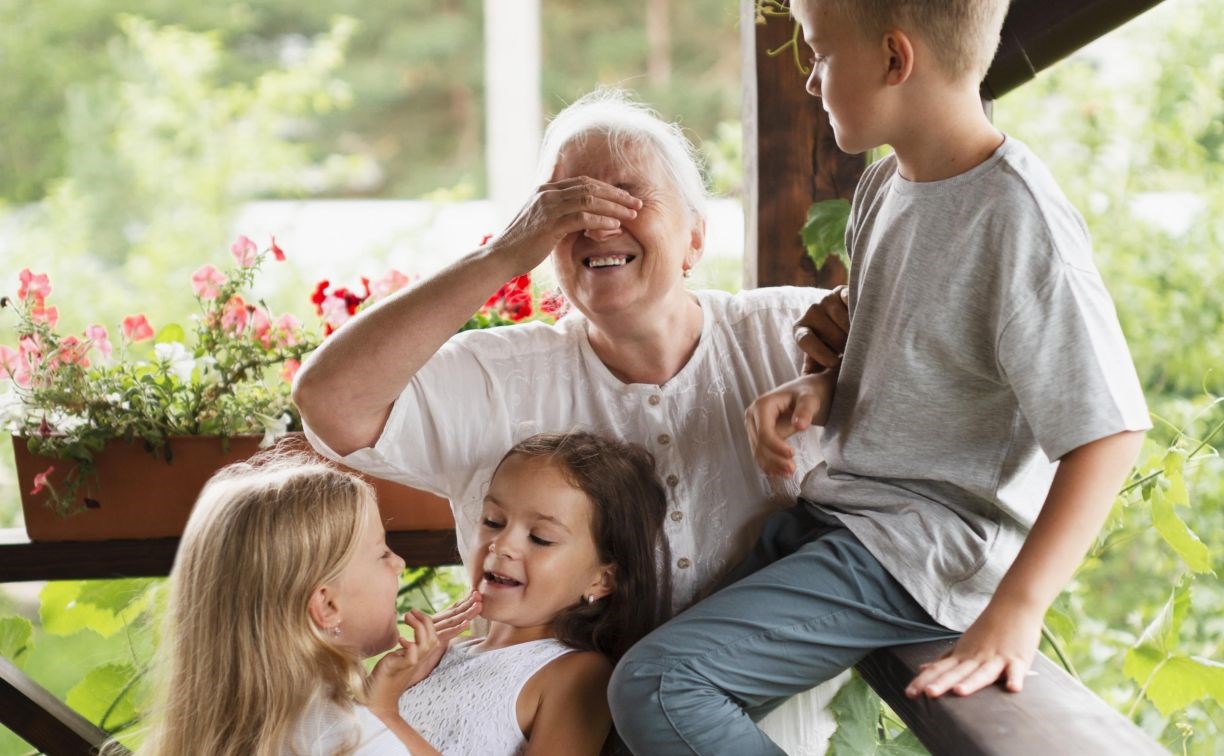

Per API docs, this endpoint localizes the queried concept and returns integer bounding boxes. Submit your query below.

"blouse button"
[648,395,661,406]
[666,474,679,487]
[676,557,691,569]
[658,433,672,445]
[670,510,684,522]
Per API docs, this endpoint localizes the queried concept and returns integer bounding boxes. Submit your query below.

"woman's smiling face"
[471,453,612,633]
[549,135,704,322]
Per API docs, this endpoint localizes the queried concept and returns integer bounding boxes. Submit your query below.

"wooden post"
[740,0,864,289]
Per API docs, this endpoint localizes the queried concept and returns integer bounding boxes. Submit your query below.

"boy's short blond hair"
[811,0,1009,83]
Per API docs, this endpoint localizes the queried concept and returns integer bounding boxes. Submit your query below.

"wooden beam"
[858,640,1165,755]
[740,0,863,289]
[0,528,459,583]
[0,656,119,755]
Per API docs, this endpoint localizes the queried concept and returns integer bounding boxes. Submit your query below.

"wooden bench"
[0,528,1163,755]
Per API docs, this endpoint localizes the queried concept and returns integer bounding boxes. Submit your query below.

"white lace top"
[397,638,573,755]
[305,286,840,753]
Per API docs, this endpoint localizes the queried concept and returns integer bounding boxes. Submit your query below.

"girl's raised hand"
[491,177,642,272]
[431,590,483,643]
[368,610,440,713]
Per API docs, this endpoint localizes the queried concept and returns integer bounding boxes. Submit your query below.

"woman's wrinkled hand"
[490,177,643,271]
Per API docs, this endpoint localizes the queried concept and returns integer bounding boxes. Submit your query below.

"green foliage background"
[0,0,1221,753]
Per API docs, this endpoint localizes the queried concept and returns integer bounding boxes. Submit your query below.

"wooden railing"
[1,528,1163,756]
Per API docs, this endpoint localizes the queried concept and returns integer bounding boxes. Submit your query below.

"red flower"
[270,236,287,262]
[30,465,55,496]
[122,314,155,342]
[540,289,570,319]
[311,280,330,315]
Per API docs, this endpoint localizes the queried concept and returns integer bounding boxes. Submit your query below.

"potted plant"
[1,236,558,541]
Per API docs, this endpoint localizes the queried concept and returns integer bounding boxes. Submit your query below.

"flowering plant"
[3,234,567,516]
[0,236,317,514]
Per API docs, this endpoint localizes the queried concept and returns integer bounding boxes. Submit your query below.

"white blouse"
[305,286,842,752]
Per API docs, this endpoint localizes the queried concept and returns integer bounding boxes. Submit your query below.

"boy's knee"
[608,651,665,727]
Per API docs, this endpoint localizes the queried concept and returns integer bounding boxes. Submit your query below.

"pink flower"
[276,313,303,347]
[17,269,51,303]
[30,302,59,328]
[230,235,258,267]
[369,269,412,302]
[122,314,155,342]
[319,295,353,331]
[191,264,226,300]
[51,336,90,370]
[281,358,301,384]
[85,325,112,360]
[270,236,286,262]
[251,308,273,348]
[30,465,55,496]
[220,295,249,333]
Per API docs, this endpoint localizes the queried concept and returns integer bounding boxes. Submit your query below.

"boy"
[608,1,1150,753]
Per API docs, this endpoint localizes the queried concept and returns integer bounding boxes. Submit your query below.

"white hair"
[536,88,709,221]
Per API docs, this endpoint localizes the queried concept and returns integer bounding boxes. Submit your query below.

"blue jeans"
[610,503,958,755]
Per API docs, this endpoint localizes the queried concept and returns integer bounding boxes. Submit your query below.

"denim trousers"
[610,503,959,755]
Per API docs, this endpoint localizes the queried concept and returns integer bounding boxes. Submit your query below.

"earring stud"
[332,623,341,639]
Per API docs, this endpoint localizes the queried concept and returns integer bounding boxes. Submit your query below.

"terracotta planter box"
[12,433,454,542]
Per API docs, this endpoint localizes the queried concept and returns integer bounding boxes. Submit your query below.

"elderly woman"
[293,89,847,753]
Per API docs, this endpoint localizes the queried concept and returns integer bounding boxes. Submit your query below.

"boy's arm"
[744,370,838,477]
[906,429,1145,698]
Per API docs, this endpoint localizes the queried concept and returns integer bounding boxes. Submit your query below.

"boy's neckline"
[889,136,1015,196]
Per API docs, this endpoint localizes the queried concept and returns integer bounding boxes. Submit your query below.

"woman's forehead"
[554,137,665,184]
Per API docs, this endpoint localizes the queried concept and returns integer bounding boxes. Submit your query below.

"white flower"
[195,355,220,386]
[257,412,292,449]
[0,391,28,433]
[46,410,88,434]
[154,342,196,383]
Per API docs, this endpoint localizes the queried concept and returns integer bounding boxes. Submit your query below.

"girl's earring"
[682,267,692,279]
[586,594,596,605]
[332,622,342,639]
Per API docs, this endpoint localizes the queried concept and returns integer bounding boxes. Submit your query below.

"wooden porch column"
[740,0,864,289]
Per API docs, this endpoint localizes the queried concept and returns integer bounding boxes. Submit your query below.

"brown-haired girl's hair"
[496,432,672,662]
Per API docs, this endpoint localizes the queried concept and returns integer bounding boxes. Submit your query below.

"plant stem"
[1041,625,1079,679]
[99,666,147,731]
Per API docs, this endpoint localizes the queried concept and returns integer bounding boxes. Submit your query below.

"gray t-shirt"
[800,138,1150,631]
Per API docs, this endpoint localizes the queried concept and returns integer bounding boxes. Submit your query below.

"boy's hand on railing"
[904,598,1043,698]
[744,373,835,477]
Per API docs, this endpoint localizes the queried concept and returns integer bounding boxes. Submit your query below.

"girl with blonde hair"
[138,453,477,755]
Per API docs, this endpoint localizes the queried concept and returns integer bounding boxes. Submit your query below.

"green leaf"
[828,673,881,755]
[1150,484,1213,573]
[1143,655,1224,717]
[1043,602,1076,646]
[66,662,139,730]
[879,728,928,755]
[40,577,137,636]
[0,616,34,668]
[801,198,852,271]
[77,579,157,615]
[1123,579,1191,685]
[154,323,186,344]
[1161,450,1189,506]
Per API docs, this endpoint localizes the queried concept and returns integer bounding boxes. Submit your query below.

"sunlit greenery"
[1,0,1220,754]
